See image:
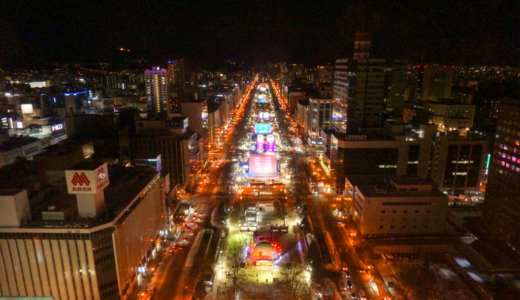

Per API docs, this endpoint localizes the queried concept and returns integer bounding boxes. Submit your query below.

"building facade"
[384,59,408,116]
[348,59,386,133]
[330,132,432,194]
[353,32,371,60]
[430,135,486,197]
[332,59,349,133]
[346,176,448,236]
[0,164,165,300]
[422,66,453,102]
[307,96,333,147]
[483,98,520,255]
[145,68,168,114]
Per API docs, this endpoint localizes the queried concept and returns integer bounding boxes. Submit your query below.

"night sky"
[1,0,519,69]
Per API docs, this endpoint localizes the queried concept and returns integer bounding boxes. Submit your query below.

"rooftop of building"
[208,100,222,112]
[36,141,90,157]
[0,188,26,196]
[353,176,446,198]
[180,98,207,103]
[22,165,159,229]
[0,136,41,152]
[68,161,105,171]
[321,129,335,135]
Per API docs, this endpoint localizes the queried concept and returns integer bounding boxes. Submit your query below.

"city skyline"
[2,1,520,299]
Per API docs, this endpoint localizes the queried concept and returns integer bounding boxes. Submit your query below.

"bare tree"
[225,240,247,299]
[283,252,308,300]
[394,264,429,300]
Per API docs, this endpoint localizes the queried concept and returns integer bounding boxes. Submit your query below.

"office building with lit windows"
[145,67,168,114]
[0,162,166,300]
[332,59,350,133]
[307,91,333,149]
[483,97,520,255]
[430,135,486,198]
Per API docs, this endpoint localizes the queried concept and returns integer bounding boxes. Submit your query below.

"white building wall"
[358,192,448,235]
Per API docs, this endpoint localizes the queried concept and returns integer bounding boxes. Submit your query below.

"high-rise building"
[353,32,371,60]
[318,65,334,83]
[329,130,432,193]
[483,97,520,254]
[332,59,349,133]
[384,59,408,116]
[347,58,386,133]
[422,66,454,101]
[307,90,333,148]
[333,59,349,106]
[131,117,197,187]
[180,99,209,167]
[145,67,168,114]
[166,60,185,87]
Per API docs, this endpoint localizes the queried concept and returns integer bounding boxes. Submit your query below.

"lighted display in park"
[248,154,278,178]
[266,134,275,152]
[257,112,270,119]
[257,135,264,152]
[254,123,272,134]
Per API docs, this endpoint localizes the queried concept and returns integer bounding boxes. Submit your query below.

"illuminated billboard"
[65,163,109,194]
[254,123,272,134]
[257,98,268,104]
[248,154,278,178]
